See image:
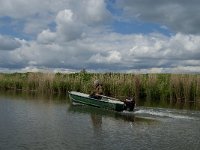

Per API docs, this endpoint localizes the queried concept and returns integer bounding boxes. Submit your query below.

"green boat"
[68,91,135,112]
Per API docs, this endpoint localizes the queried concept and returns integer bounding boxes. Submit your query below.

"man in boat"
[90,80,103,99]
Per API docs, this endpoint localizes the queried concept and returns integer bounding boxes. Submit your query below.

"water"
[0,93,200,150]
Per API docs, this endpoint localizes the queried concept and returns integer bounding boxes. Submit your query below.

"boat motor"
[123,98,135,111]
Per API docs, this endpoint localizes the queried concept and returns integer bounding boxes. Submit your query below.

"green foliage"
[0,72,200,106]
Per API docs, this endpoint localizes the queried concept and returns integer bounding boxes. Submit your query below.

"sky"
[0,0,200,73]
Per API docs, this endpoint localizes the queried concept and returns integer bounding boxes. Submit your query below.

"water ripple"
[133,107,199,120]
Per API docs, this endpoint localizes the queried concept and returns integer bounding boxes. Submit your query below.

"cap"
[94,80,100,86]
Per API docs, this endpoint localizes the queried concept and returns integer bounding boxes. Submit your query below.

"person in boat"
[90,80,103,99]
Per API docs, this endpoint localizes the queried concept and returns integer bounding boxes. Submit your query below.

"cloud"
[76,0,111,24]
[37,29,56,44]
[0,0,200,73]
[0,0,110,20]
[0,0,111,36]
[0,35,21,50]
[3,29,200,73]
[37,6,110,43]
[88,51,121,64]
[55,9,85,42]
[23,14,54,35]
[116,0,200,34]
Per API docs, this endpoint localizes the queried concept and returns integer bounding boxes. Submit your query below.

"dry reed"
[0,72,200,106]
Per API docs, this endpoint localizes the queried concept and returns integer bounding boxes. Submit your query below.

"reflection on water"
[0,91,200,150]
[91,114,102,130]
[0,90,69,104]
[68,104,157,126]
[139,98,200,111]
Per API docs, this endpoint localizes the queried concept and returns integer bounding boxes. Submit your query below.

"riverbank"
[0,72,200,109]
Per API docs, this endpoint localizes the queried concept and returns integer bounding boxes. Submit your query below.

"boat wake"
[72,102,85,106]
[123,107,197,120]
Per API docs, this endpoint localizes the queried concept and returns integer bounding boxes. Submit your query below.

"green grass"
[0,72,200,109]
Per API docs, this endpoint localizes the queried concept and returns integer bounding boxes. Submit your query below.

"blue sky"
[0,0,200,73]
[112,20,172,36]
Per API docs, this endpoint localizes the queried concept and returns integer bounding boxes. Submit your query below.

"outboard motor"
[124,98,135,111]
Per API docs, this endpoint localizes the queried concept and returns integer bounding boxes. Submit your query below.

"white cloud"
[56,9,74,24]
[37,29,56,44]
[0,0,64,18]
[55,9,85,42]
[1,0,200,73]
[3,30,200,73]
[0,0,110,36]
[80,0,111,24]
[0,0,110,21]
[88,51,121,64]
[106,51,121,63]
[36,2,110,42]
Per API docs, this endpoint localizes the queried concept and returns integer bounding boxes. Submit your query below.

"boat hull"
[68,91,125,112]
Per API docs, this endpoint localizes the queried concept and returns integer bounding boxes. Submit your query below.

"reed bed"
[0,72,200,106]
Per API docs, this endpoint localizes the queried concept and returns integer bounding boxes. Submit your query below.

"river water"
[0,92,200,150]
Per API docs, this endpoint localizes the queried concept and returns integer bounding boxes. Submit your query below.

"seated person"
[90,80,103,99]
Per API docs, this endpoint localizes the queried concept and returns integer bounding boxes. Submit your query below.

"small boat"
[68,91,135,112]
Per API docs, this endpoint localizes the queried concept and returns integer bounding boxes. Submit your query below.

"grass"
[0,72,200,109]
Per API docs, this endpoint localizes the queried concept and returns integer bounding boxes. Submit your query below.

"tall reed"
[0,72,200,107]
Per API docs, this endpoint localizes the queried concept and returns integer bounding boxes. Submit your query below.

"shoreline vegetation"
[0,72,200,110]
